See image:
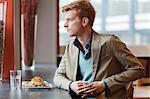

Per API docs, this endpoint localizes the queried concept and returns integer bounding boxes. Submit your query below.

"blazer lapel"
[71,32,103,81]
[92,32,102,81]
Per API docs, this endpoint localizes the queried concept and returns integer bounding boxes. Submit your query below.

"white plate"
[22,81,53,89]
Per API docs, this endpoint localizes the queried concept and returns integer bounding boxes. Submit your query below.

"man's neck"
[77,28,92,47]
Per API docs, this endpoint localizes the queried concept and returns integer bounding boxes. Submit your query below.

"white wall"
[35,0,57,64]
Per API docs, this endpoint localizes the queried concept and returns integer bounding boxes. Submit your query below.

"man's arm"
[53,44,72,90]
[104,35,145,95]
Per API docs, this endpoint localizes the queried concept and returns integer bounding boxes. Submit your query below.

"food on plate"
[22,76,51,88]
[31,76,44,86]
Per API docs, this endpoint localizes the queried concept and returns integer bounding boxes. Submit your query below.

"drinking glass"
[10,70,21,90]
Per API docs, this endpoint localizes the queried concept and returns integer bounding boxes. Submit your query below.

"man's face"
[64,10,83,37]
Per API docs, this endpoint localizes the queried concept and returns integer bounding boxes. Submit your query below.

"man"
[53,0,144,98]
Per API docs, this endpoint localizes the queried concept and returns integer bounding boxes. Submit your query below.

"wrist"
[103,80,111,96]
[100,81,105,91]
[69,81,73,91]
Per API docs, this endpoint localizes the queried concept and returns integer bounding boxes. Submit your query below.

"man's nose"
[64,22,68,28]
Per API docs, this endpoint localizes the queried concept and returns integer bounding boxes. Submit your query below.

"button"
[85,44,89,49]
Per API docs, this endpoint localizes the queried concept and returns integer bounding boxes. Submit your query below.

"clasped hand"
[70,81,105,98]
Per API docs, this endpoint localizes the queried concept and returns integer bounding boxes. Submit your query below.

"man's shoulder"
[94,31,116,40]
[96,32,114,37]
[100,33,113,36]
[65,38,77,49]
[93,32,122,44]
[67,39,75,45]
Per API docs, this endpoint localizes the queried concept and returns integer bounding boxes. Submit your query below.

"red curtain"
[2,0,14,80]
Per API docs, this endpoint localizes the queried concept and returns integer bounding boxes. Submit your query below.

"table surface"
[0,64,149,99]
[0,64,95,99]
[0,81,85,99]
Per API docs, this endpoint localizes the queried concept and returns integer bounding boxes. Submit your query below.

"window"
[59,0,150,53]
[134,0,150,45]
[106,0,129,31]
[135,0,150,30]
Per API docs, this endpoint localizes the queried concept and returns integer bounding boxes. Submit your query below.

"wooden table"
[0,81,82,99]
[0,64,149,99]
[0,64,94,99]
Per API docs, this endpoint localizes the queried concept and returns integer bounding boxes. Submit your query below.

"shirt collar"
[73,32,93,59]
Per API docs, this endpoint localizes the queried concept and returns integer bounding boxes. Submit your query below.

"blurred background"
[59,0,150,46]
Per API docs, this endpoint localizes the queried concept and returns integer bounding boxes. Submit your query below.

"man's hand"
[70,81,88,95]
[81,81,105,98]
[70,81,105,98]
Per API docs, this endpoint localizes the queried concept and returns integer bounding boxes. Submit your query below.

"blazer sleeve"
[53,44,72,91]
[104,35,145,95]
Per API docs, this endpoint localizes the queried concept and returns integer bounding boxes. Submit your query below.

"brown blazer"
[53,32,144,98]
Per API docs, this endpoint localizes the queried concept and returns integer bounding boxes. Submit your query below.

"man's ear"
[82,17,89,27]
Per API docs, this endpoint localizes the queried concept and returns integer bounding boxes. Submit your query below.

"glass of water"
[10,70,21,90]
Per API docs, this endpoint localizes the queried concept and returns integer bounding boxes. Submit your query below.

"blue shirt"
[79,51,92,83]
[73,33,93,82]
